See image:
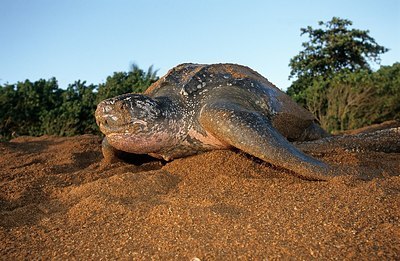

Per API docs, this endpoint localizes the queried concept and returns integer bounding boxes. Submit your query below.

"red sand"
[0,128,399,259]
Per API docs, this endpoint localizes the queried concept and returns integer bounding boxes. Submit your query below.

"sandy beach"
[1,125,399,259]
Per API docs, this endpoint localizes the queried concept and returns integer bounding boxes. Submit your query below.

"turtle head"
[95,93,173,154]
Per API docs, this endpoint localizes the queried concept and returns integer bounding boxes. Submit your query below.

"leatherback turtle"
[95,63,332,180]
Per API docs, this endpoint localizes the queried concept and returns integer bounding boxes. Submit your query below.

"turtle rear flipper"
[199,101,335,180]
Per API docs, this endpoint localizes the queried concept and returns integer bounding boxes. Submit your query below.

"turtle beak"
[95,100,115,132]
[96,98,129,131]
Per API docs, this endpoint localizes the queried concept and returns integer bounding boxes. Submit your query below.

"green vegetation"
[301,64,400,132]
[287,17,399,132]
[0,65,158,140]
[96,64,157,103]
[1,17,399,139]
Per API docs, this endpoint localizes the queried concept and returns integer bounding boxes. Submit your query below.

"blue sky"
[1,0,399,90]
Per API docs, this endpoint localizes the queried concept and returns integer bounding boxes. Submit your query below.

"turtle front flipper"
[199,101,335,180]
[101,137,123,164]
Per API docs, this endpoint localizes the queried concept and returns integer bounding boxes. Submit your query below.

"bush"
[0,65,158,140]
[302,63,400,132]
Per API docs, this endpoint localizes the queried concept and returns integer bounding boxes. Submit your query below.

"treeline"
[0,65,158,140]
[287,17,400,132]
[1,17,399,139]
[294,63,400,132]
[1,62,398,140]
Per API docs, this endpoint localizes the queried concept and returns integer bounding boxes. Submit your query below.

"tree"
[287,17,388,104]
[301,63,400,132]
[319,70,376,132]
[0,83,18,139]
[0,63,160,140]
[41,80,98,136]
[96,64,158,103]
[0,78,62,138]
[372,62,400,122]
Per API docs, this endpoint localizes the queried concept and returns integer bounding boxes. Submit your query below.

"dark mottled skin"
[95,63,333,180]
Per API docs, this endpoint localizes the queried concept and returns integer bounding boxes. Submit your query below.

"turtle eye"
[132,120,147,126]
[130,120,147,132]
